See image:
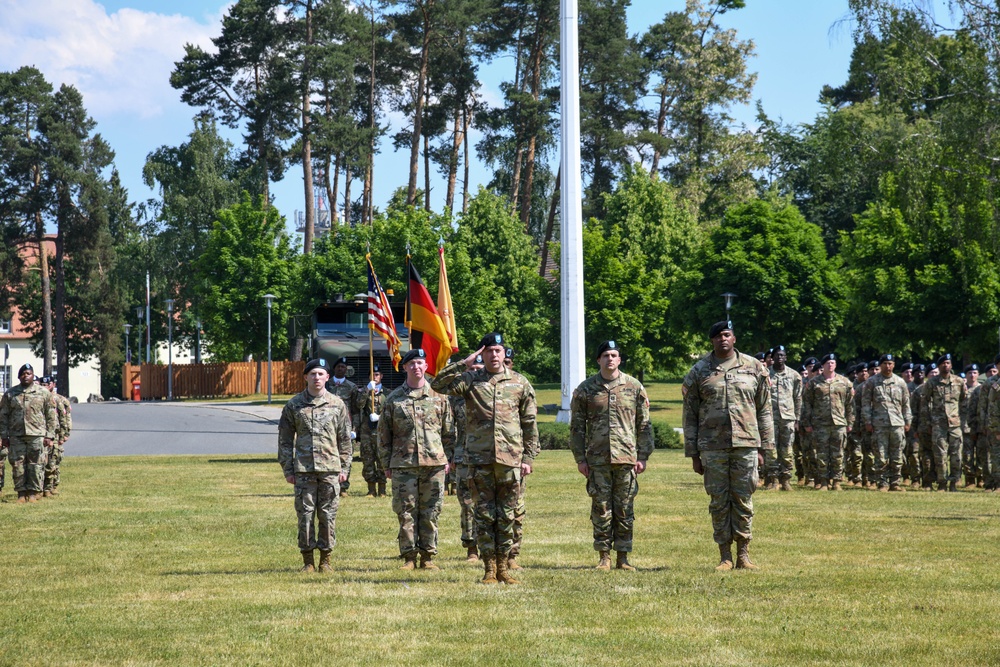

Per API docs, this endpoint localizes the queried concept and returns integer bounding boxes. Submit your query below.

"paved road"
[65,402,284,456]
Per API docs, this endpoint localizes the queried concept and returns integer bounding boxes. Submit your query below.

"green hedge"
[537,422,682,451]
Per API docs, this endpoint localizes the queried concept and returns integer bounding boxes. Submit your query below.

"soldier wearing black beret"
[325,356,358,496]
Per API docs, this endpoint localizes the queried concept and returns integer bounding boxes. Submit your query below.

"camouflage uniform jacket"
[377,383,455,469]
[852,379,866,431]
[920,374,966,430]
[984,379,1000,434]
[682,350,774,458]
[569,372,653,466]
[862,373,911,429]
[911,383,929,435]
[967,383,983,435]
[277,389,353,477]
[802,374,854,428]
[325,378,359,431]
[54,393,72,443]
[769,366,802,423]
[449,395,467,464]
[978,375,999,435]
[430,362,540,467]
[352,385,385,439]
[0,382,57,440]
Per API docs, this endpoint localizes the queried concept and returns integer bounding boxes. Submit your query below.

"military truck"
[310,293,410,390]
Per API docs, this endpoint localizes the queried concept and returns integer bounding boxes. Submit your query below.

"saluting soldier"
[432,332,539,585]
[570,340,653,571]
[353,363,387,498]
[767,345,801,492]
[802,354,854,490]
[325,356,359,497]
[0,364,57,504]
[278,359,353,572]
[504,346,527,572]
[862,354,911,491]
[378,348,455,570]
[683,321,772,571]
[921,354,967,492]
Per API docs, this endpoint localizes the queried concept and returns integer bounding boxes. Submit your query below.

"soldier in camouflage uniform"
[449,354,482,561]
[502,346,529,571]
[0,364,56,503]
[767,346,801,492]
[683,321,773,571]
[278,358,353,572]
[921,354,966,492]
[915,363,939,489]
[977,361,999,488]
[862,354,911,491]
[858,360,880,487]
[845,363,869,485]
[352,364,387,498]
[794,358,817,484]
[43,376,72,497]
[325,356,359,496]
[432,332,539,585]
[986,364,1000,492]
[801,353,854,490]
[961,364,980,487]
[378,348,455,570]
[570,340,653,571]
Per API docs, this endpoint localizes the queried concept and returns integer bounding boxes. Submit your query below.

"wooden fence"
[122,361,306,399]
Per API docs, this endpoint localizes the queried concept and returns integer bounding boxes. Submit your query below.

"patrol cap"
[965,363,979,373]
[333,356,349,368]
[879,353,894,364]
[480,332,505,349]
[505,347,515,359]
[372,363,381,374]
[899,362,914,372]
[708,320,733,338]
[937,353,952,365]
[402,348,427,365]
[595,340,619,358]
[867,360,879,370]
[820,353,836,365]
[18,363,33,376]
[754,352,766,361]
[303,358,329,374]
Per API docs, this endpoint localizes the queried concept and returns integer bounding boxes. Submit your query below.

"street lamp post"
[124,324,132,364]
[165,299,175,401]
[264,294,275,404]
[135,307,144,364]
[721,292,737,322]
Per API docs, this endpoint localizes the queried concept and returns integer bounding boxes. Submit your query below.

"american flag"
[367,255,401,370]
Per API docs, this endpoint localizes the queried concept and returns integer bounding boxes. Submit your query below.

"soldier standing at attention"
[976,362,998,488]
[845,363,869,486]
[683,321,772,571]
[278,359,353,572]
[0,364,56,504]
[862,354,911,491]
[326,356,358,497]
[378,349,454,570]
[801,354,854,491]
[961,364,980,487]
[922,354,967,492]
[794,358,817,485]
[42,376,72,497]
[353,364,387,498]
[432,332,539,585]
[570,340,653,571]
[767,346,801,492]
[450,354,483,561]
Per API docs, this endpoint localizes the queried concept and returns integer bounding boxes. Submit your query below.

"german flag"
[405,257,456,375]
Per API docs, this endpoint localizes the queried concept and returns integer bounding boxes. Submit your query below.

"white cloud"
[0,0,226,118]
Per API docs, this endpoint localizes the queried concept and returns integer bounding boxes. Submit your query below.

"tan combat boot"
[496,554,520,585]
[779,480,792,492]
[596,550,612,570]
[507,555,522,571]
[615,551,635,571]
[43,490,52,498]
[716,543,734,571]
[735,537,758,570]
[377,482,387,497]
[318,550,332,573]
[466,546,479,562]
[420,552,440,570]
[300,551,315,573]
[27,493,38,503]
[831,481,842,491]
[366,482,377,497]
[481,555,498,584]
[889,483,904,492]
[400,552,417,570]
[16,492,27,504]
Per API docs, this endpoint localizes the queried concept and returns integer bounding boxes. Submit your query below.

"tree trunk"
[323,154,337,226]
[462,104,471,214]
[510,24,526,210]
[650,88,668,177]
[424,132,431,210]
[331,153,341,223]
[406,2,433,206]
[54,193,69,396]
[343,161,353,227]
[254,63,270,205]
[520,24,547,230]
[35,211,53,376]
[540,162,561,278]
[445,107,461,216]
[365,1,377,225]
[301,0,316,253]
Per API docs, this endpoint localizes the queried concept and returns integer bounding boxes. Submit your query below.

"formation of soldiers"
[753,347,1000,494]
[0,363,72,503]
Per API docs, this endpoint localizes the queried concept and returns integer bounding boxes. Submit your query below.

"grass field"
[3,449,999,666]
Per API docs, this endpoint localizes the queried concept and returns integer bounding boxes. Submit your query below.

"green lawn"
[4,450,999,666]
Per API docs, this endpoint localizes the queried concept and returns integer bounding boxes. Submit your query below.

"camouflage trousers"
[844,429,862,483]
[44,442,63,492]
[977,434,992,483]
[991,437,1000,488]
[510,474,527,557]
[0,444,7,491]
[470,462,522,558]
[391,466,446,557]
[860,430,875,485]
[812,426,846,483]
[799,429,816,483]
[962,432,977,479]
[456,464,477,549]
[902,432,920,481]
[700,448,758,546]
[792,427,805,480]
[872,426,906,488]
[930,424,963,485]
[8,435,46,493]
[294,472,341,552]
[586,464,638,552]
[358,434,386,485]
[766,420,796,482]
[918,430,936,487]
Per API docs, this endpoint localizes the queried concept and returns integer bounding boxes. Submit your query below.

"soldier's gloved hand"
[350,431,357,440]
[369,413,380,423]
[367,380,378,390]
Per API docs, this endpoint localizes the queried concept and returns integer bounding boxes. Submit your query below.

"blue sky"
[0,0,955,236]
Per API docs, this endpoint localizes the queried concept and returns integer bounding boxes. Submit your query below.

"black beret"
[18,363,33,376]
[820,353,836,364]
[754,352,766,361]
[372,363,381,373]
[40,375,53,384]
[867,360,879,369]
[304,358,329,374]
[927,362,937,370]
[595,340,619,358]
[965,364,979,373]
[708,320,733,338]
[985,363,996,372]
[402,348,427,365]
[937,353,952,365]
[505,347,514,359]
[812,362,822,372]
[915,363,926,372]
[772,345,786,353]
[479,332,505,348]
[333,356,349,367]
[879,353,894,364]
[899,362,914,371]
[804,357,818,366]
[993,353,1000,364]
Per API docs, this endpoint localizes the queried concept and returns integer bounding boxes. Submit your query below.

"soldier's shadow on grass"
[208,458,278,464]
